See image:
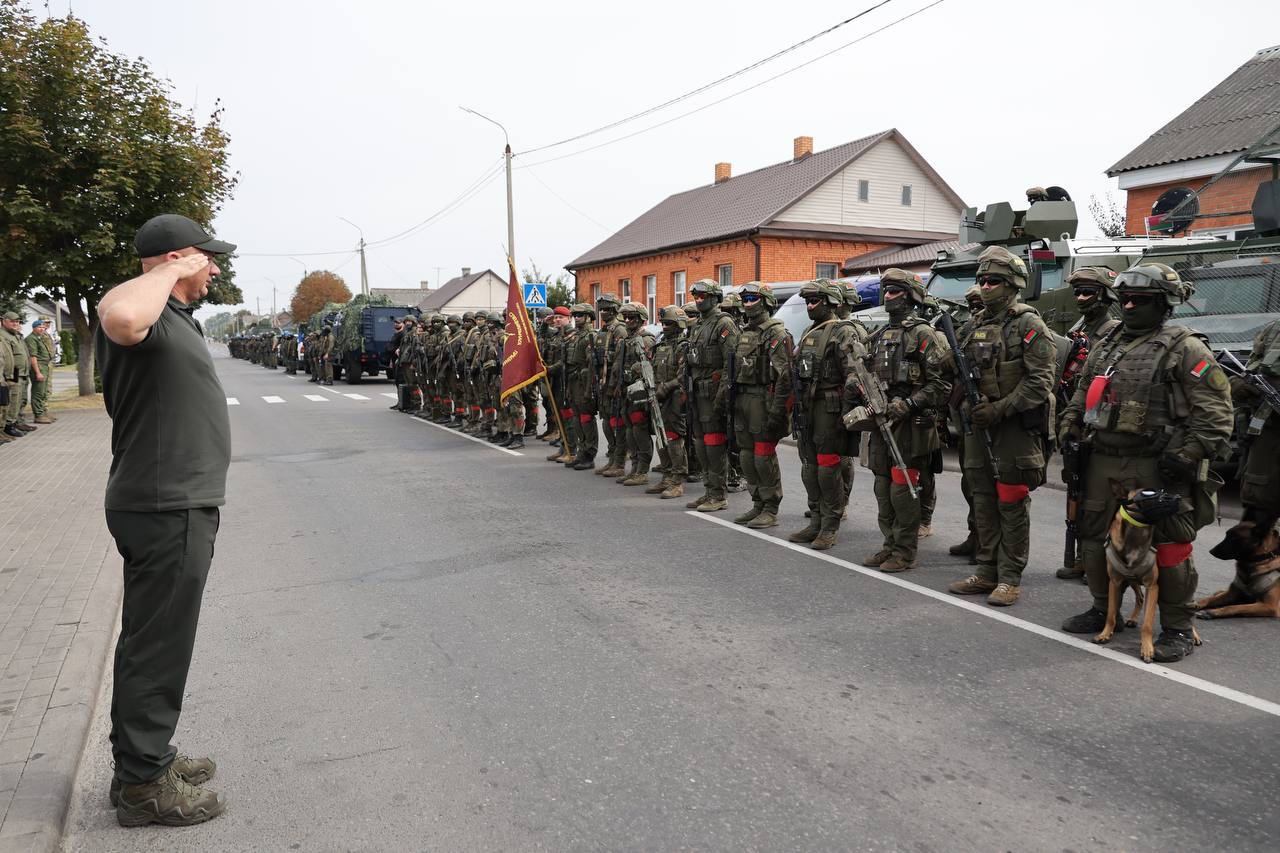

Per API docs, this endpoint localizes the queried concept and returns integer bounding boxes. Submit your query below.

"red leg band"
[629,411,647,425]
[995,481,1030,503]
[753,441,778,457]
[561,408,574,419]
[1156,542,1193,567]
[579,414,593,424]
[816,453,842,467]
[890,467,921,486]
[665,430,680,441]
[703,432,727,447]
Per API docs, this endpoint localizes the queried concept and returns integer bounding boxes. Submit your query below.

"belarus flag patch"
[918,337,933,354]
[1190,359,1210,379]
[1023,329,1040,345]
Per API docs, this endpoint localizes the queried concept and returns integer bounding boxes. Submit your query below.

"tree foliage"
[1089,192,1127,238]
[522,261,573,307]
[290,270,352,324]
[0,2,239,393]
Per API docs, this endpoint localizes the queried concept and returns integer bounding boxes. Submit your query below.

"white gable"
[441,271,508,313]
[773,138,962,233]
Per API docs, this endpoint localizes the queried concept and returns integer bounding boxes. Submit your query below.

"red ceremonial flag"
[500,261,547,402]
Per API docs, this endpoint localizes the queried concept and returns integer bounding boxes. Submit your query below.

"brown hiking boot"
[863,550,893,567]
[546,448,564,461]
[15,423,35,432]
[733,506,763,525]
[34,415,55,424]
[810,530,838,550]
[660,481,685,499]
[598,464,625,478]
[622,473,649,486]
[697,497,728,512]
[110,754,216,806]
[556,451,577,464]
[686,493,709,509]
[646,477,671,494]
[917,522,932,539]
[1055,563,1085,580]
[115,763,226,827]
[948,574,997,596]
[0,432,12,443]
[788,524,820,543]
[986,583,1019,607]
[746,511,778,529]
[879,555,914,574]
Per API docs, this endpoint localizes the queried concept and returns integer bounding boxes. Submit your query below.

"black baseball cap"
[134,214,236,257]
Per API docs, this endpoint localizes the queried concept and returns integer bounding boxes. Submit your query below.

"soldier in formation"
[616,303,656,485]
[596,294,629,479]
[0,311,33,439]
[684,280,738,512]
[648,305,689,499]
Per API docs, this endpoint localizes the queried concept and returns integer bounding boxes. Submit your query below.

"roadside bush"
[58,330,77,364]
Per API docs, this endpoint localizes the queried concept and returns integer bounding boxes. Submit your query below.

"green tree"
[522,261,573,308]
[0,3,239,394]
[1089,192,1127,238]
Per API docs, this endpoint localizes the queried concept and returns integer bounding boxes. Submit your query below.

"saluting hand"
[160,253,212,279]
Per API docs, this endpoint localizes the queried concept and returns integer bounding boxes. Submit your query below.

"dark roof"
[1108,45,1280,175]
[420,269,497,310]
[842,240,976,273]
[369,287,433,309]
[568,129,965,269]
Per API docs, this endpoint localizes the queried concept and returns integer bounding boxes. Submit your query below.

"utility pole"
[461,107,515,265]
[339,217,369,296]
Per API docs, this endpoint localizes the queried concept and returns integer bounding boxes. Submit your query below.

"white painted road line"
[381,392,398,399]
[344,393,370,401]
[263,396,286,404]
[303,394,329,402]
[226,397,239,406]
[688,511,1280,719]
[412,417,523,456]
[319,386,341,395]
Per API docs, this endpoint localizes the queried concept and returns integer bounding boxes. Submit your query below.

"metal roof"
[568,129,965,269]
[842,240,976,273]
[419,270,498,310]
[1108,45,1280,175]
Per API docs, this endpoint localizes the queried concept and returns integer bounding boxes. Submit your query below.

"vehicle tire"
[346,354,363,384]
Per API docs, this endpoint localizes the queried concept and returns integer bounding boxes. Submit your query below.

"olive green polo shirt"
[96,297,231,511]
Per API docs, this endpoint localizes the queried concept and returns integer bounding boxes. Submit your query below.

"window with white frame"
[901,184,912,206]
[816,262,839,279]
[620,278,631,302]
[858,179,870,202]
[645,275,656,318]
[673,271,686,306]
[717,264,733,288]
[591,283,601,305]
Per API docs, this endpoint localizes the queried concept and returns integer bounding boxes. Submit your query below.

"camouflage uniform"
[317,327,334,384]
[947,247,1055,606]
[730,283,793,529]
[596,295,630,478]
[618,303,657,484]
[684,280,739,512]
[649,306,689,498]
[566,304,599,468]
[836,281,870,516]
[1233,317,1280,514]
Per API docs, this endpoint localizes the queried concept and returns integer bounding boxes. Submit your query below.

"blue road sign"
[523,283,548,307]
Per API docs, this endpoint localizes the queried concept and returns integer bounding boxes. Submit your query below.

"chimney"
[419,280,430,290]
[715,162,732,184]
[461,267,471,277]
[793,135,813,161]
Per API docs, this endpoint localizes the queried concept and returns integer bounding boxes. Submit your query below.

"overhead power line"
[520,0,896,157]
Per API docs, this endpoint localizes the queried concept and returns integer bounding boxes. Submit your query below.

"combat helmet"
[658,304,688,328]
[975,246,1028,288]
[570,302,596,318]
[798,277,844,306]
[596,292,622,313]
[1114,262,1191,305]
[473,310,489,323]
[689,278,721,300]
[840,281,862,307]
[402,315,417,325]
[619,302,649,322]
[739,281,778,310]
[879,268,926,306]
[446,314,461,326]
[462,311,475,323]
[1067,266,1119,303]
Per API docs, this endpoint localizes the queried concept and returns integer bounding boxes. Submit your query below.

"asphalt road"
[63,349,1279,852]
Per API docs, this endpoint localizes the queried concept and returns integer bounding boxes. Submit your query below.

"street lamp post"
[460,107,515,265]
[338,217,369,296]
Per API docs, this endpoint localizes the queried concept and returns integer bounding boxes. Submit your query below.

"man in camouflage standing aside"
[684,280,738,512]
[0,312,32,437]
[946,247,1055,606]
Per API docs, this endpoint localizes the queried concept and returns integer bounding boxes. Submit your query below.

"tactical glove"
[1229,375,1258,400]
[886,397,911,422]
[1158,451,1200,484]
[766,409,789,436]
[970,400,1000,429]
[1058,421,1083,448]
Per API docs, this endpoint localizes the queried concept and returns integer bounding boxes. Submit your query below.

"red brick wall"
[1124,166,1270,236]
[574,235,891,307]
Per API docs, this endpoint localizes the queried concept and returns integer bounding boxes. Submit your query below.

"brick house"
[1108,44,1280,239]
[566,130,964,316]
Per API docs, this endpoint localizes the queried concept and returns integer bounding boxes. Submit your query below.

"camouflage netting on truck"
[307,294,396,352]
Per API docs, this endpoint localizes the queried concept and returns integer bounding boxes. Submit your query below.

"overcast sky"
[57,0,1275,318]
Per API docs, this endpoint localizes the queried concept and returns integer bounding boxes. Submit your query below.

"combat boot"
[1055,563,1085,580]
[1151,628,1196,663]
[15,423,35,432]
[697,497,727,512]
[4,426,24,438]
[917,523,932,539]
[947,574,997,595]
[660,480,685,499]
[621,473,649,486]
[34,415,54,424]
[948,536,976,556]
[546,447,564,462]
[863,550,893,567]
[110,755,216,806]
[879,555,914,574]
[746,511,778,530]
[810,529,838,551]
[556,451,577,464]
[1061,607,1118,635]
[572,458,595,471]
[506,434,525,450]
[788,523,820,543]
[646,476,672,494]
[733,506,762,525]
[986,583,1020,607]
[685,493,710,509]
[0,432,14,443]
[496,432,514,446]
[114,764,226,827]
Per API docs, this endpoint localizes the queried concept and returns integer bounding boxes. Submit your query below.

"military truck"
[330,301,419,384]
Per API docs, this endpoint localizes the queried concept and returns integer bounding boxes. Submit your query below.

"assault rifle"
[587,332,601,411]
[630,337,668,451]
[789,357,809,441]
[727,349,738,454]
[1061,438,1091,571]
[612,334,627,425]
[848,357,918,500]
[1219,349,1280,435]
[937,309,999,474]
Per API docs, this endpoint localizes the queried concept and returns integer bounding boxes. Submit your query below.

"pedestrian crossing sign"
[523,283,548,307]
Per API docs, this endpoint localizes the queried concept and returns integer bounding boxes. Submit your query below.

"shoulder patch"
[1023,328,1040,345]
[769,339,779,350]
[720,328,730,339]
[1190,359,1210,379]
[918,336,933,354]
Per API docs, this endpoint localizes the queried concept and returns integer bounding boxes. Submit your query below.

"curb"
[0,554,120,853]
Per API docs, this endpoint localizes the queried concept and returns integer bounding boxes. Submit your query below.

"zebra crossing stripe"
[263,396,286,403]
[343,393,370,401]
[303,394,329,402]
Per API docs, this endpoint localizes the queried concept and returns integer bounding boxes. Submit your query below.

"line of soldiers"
[230,327,333,383]
[0,312,58,443]
[384,311,531,449]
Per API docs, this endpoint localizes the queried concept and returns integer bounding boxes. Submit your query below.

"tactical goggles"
[803,294,825,305]
[740,293,762,304]
[1119,292,1160,306]
[977,274,1009,287]
[1115,266,1177,291]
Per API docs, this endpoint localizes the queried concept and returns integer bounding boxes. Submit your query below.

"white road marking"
[319,386,341,395]
[412,418,523,456]
[688,512,1280,719]
[263,396,286,404]
[381,392,398,399]
[225,397,239,406]
[303,394,329,402]
[344,393,370,401]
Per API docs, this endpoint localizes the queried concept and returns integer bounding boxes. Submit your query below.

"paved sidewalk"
[0,409,120,852]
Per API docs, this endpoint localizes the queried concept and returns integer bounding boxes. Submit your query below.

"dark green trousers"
[106,507,219,784]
